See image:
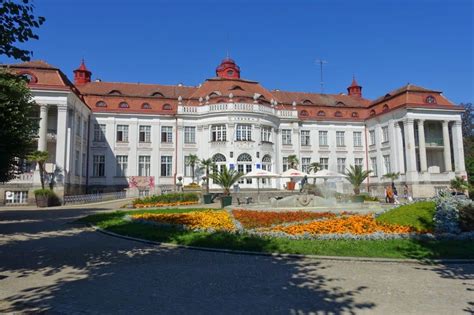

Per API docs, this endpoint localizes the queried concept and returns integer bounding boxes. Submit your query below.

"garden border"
[89,223,474,265]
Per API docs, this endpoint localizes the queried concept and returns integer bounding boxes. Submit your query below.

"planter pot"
[287,181,296,191]
[352,195,365,203]
[35,195,49,207]
[221,196,232,207]
[203,193,213,204]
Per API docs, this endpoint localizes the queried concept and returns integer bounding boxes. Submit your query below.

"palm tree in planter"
[450,176,469,194]
[186,154,200,184]
[200,158,215,203]
[286,154,299,190]
[345,165,372,196]
[27,150,56,207]
[308,162,320,184]
[209,165,244,207]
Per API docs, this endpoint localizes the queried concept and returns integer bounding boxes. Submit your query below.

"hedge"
[134,192,199,205]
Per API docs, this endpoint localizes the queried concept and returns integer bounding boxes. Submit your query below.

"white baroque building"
[0,58,467,204]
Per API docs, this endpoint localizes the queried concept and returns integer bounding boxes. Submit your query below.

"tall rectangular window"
[184,126,196,144]
[184,156,192,177]
[369,130,375,146]
[382,126,389,143]
[301,130,310,146]
[93,155,105,177]
[94,124,106,142]
[336,131,345,147]
[261,126,272,143]
[82,153,87,176]
[354,158,364,168]
[138,155,151,176]
[139,125,151,143]
[74,150,80,176]
[161,156,172,176]
[76,116,81,136]
[282,157,290,172]
[282,129,292,145]
[301,157,311,173]
[83,121,88,139]
[116,125,129,142]
[319,158,329,170]
[116,155,128,176]
[370,157,377,176]
[211,125,227,142]
[319,131,328,146]
[383,155,391,174]
[236,124,252,141]
[353,131,362,147]
[337,158,346,174]
[161,126,173,143]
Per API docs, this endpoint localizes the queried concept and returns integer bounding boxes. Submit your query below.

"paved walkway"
[0,201,473,314]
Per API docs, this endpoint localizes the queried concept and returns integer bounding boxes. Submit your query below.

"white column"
[394,122,405,174]
[404,118,417,174]
[55,106,68,183]
[451,120,466,172]
[417,119,427,173]
[38,104,49,151]
[442,120,452,172]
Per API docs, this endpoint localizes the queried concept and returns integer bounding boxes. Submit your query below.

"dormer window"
[334,111,343,117]
[142,103,151,109]
[300,110,309,117]
[370,109,376,117]
[335,101,346,107]
[351,112,359,118]
[19,72,38,83]
[108,90,122,95]
[208,91,221,98]
[302,99,313,105]
[425,95,437,104]
[151,91,165,97]
[119,102,129,108]
[95,101,107,108]
[383,104,389,112]
[230,85,244,91]
[162,103,172,110]
[317,110,326,117]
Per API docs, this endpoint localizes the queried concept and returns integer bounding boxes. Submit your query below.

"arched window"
[95,101,107,107]
[425,95,437,104]
[162,104,172,110]
[335,101,346,107]
[141,103,151,109]
[212,153,226,162]
[261,154,272,184]
[351,112,359,118]
[19,72,38,83]
[227,70,234,76]
[208,91,221,98]
[108,90,122,95]
[317,110,326,117]
[370,109,376,117]
[118,102,129,108]
[150,91,165,97]
[382,104,389,112]
[334,111,343,117]
[230,85,244,91]
[300,110,309,117]
[302,99,313,105]
[237,153,252,184]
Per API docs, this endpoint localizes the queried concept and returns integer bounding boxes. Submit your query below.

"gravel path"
[0,201,472,314]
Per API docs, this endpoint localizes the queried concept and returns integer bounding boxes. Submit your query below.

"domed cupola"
[216,57,240,79]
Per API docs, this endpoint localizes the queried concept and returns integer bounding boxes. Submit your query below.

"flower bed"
[131,210,235,231]
[232,209,340,229]
[266,214,415,236]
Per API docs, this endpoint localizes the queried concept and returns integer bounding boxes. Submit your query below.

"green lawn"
[376,201,436,232]
[79,206,474,259]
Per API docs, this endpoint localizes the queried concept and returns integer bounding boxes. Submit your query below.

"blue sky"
[4,0,473,103]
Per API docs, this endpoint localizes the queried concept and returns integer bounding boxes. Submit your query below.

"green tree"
[0,71,39,182]
[27,150,48,189]
[287,155,299,169]
[200,158,215,194]
[346,165,372,195]
[450,176,469,193]
[308,162,320,184]
[0,0,45,61]
[461,103,473,185]
[209,165,243,196]
[186,154,200,183]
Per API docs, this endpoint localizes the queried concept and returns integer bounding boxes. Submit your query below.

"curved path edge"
[89,224,474,265]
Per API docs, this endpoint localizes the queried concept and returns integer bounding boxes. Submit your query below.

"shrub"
[34,188,56,197]
[133,192,199,205]
[459,202,474,232]
[433,196,461,234]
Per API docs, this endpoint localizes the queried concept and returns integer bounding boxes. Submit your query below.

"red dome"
[216,57,240,79]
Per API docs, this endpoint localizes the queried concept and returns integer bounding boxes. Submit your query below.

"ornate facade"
[0,58,466,204]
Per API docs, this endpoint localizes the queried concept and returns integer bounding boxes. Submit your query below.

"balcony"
[9,172,34,184]
[416,137,443,147]
[178,103,298,119]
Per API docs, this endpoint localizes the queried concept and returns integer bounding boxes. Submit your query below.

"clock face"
[426,96,436,104]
